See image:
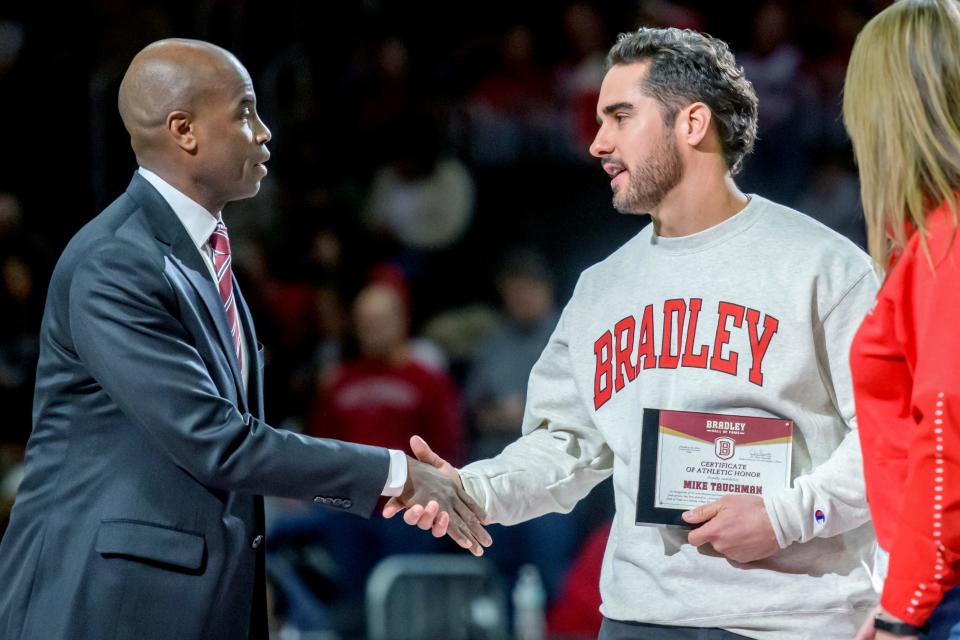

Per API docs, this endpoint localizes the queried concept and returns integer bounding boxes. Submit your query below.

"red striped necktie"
[208,220,243,370]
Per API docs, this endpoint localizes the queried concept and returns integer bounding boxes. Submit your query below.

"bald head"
[116,38,272,214]
[118,39,245,160]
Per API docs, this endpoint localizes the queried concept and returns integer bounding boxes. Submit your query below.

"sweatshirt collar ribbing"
[648,195,764,254]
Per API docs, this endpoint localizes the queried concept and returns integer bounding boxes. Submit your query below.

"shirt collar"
[138,167,221,251]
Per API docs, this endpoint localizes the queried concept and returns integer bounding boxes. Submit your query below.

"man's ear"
[678,102,712,147]
[167,111,197,153]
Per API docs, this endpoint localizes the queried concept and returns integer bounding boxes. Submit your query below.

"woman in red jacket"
[844,1,960,638]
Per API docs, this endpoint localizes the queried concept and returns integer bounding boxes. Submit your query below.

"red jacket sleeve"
[881,241,960,625]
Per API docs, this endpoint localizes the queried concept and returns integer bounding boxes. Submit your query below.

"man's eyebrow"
[596,101,635,124]
[602,102,634,116]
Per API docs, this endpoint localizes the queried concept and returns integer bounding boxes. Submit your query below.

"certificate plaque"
[636,408,793,528]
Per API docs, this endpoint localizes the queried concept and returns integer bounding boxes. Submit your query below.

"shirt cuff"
[871,545,889,594]
[381,449,408,497]
[762,493,792,549]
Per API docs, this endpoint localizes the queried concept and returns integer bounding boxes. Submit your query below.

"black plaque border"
[636,408,690,529]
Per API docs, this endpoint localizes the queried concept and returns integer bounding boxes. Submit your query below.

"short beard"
[612,130,683,214]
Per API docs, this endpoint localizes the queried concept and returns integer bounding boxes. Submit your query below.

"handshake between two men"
[385,436,494,556]
[384,436,783,565]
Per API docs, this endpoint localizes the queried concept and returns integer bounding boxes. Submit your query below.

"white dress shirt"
[137,167,407,496]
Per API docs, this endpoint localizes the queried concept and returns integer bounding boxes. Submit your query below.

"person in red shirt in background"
[269,272,464,636]
[546,520,610,639]
[844,1,960,638]
[308,275,463,465]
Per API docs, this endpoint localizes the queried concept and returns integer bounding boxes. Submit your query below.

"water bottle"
[512,564,546,640]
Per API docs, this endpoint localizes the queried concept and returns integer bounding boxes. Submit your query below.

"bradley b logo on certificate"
[636,408,793,527]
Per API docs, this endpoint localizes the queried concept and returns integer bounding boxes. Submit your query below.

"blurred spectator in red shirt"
[547,520,611,639]
[308,278,464,463]
[554,3,609,155]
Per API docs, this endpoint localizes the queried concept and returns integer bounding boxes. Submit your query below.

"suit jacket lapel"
[170,234,248,407]
[126,173,247,406]
[234,278,261,418]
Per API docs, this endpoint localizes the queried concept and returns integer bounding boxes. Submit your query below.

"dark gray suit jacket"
[0,174,390,640]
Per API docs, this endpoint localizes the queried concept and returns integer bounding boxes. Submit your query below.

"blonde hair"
[843,0,960,268]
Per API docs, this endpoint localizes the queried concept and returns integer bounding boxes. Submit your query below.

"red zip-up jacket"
[850,200,960,625]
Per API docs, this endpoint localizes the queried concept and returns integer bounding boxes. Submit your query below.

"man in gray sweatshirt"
[387,27,879,639]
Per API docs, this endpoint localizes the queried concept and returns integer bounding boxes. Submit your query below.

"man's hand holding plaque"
[682,494,780,563]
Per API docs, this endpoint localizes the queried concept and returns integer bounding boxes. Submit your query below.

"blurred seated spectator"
[338,36,415,165]
[422,304,503,382]
[308,274,464,463]
[737,0,819,203]
[554,3,609,156]
[635,1,705,30]
[362,108,475,254]
[0,462,24,538]
[362,108,477,321]
[455,249,583,605]
[808,4,872,148]
[465,24,565,165]
[268,271,464,636]
[793,144,866,249]
[229,236,329,429]
[465,248,558,459]
[0,192,49,444]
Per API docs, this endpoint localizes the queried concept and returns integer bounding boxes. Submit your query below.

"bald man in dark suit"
[0,39,489,640]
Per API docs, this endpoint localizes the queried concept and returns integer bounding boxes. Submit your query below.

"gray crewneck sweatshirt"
[460,195,880,639]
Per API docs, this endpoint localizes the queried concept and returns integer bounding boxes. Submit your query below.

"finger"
[455,492,492,547]
[682,500,722,524]
[382,497,404,519]
[403,504,425,526]
[456,486,491,531]
[410,435,448,469]
[453,498,492,549]
[446,520,475,551]
[687,522,715,547]
[452,520,484,556]
[416,501,440,530]
[443,508,485,554]
[432,511,449,538]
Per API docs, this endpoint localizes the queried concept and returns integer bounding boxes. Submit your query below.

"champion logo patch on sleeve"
[814,509,826,525]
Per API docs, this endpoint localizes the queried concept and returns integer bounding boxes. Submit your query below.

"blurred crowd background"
[0,0,887,637]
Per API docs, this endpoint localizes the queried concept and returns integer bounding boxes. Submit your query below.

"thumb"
[382,497,404,519]
[411,435,445,468]
[682,500,721,524]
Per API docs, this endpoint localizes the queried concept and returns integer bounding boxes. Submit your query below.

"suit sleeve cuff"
[381,449,408,496]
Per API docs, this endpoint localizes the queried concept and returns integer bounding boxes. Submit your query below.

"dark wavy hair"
[607,27,758,175]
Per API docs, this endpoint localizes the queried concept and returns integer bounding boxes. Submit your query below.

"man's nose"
[589,124,612,158]
[255,116,272,144]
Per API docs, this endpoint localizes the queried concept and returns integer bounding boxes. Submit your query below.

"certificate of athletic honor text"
[636,408,793,527]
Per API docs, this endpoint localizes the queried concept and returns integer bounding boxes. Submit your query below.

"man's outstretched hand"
[383,436,492,556]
